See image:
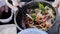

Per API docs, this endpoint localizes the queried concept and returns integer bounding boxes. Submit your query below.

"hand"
[52,0,60,8]
[5,0,25,11]
[52,0,60,15]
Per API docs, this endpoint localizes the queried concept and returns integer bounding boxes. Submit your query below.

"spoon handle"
[26,14,33,20]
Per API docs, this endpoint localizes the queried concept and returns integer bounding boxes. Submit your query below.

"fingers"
[52,0,60,15]
[5,0,18,11]
[58,5,60,15]
[52,2,59,8]
[52,0,60,8]
[18,2,26,7]
[11,0,19,6]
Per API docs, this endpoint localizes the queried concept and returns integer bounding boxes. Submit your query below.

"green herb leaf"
[38,2,44,9]
[45,6,49,10]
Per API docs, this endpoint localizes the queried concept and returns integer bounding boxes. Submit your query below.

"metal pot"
[14,1,58,31]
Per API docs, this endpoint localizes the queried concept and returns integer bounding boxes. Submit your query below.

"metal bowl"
[14,1,58,31]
